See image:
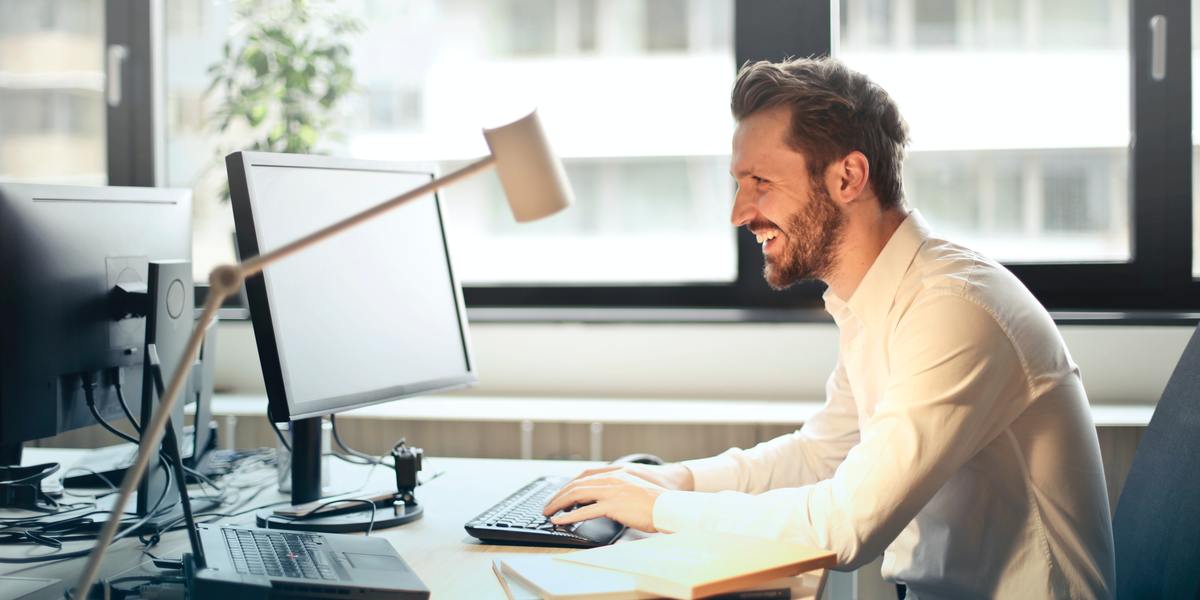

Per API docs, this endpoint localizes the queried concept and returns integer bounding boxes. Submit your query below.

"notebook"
[493,551,820,599]
[554,531,836,599]
[494,556,652,599]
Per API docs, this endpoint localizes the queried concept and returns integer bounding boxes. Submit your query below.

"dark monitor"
[227,151,476,516]
[0,183,192,464]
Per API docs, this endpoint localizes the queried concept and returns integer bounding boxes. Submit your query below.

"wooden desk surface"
[2,448,613,599]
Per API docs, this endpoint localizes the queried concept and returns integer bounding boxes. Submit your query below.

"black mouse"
[611,452,665,466]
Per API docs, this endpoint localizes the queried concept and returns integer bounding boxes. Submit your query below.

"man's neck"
[825,207,910,301]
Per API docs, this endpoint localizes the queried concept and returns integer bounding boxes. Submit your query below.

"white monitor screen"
[240,157,475,419]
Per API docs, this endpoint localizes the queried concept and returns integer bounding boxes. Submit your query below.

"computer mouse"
[610,453,665,466]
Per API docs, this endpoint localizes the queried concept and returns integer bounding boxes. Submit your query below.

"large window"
[839,0,1130,264]
[164,0,737,287]
[17,1,1196,314]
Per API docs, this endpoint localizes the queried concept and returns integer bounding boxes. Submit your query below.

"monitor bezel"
[226,151,477,423]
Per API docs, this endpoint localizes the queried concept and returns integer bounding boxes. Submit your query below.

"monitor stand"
[0,443,20,468]
[255,416,422,533]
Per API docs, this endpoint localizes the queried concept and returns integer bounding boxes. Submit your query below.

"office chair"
[1112,324,1200,598]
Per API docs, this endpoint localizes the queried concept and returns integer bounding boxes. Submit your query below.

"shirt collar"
[824,210,931,331]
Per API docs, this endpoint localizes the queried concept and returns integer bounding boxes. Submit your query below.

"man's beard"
[763,182,846,290]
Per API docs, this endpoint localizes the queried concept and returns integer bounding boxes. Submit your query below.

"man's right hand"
[565,462,695,492]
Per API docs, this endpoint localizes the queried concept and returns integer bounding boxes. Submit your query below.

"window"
[165,0,738,289]
[0,0,106,184]
[80,0,1197,313]
[838,0,1130,263]
[646,0,689,52]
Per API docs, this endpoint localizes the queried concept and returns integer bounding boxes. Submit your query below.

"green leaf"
[248,104,268,126]
[246,46,269,76]
[297,123,316,148]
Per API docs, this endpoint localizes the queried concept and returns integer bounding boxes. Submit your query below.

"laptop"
[189,523,428,599]
[153,430,430,598]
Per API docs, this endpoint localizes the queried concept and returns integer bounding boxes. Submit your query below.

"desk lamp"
[74,110,573,596]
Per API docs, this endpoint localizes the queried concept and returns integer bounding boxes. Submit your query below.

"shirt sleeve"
[654,294,1034,569]
[683,354,861,494]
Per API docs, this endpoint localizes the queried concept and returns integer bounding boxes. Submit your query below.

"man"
[543,57,1115,599]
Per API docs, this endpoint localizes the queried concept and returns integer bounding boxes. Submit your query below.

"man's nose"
[730,189,756,227]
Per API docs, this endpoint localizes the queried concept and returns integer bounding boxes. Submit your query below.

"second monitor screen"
[240,159,474,419]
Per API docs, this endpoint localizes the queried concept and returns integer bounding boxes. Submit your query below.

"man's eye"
[753,176,767,184]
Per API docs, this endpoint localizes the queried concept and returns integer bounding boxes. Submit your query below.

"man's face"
[730,106,846,290]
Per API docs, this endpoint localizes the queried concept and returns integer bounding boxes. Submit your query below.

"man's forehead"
[732,109,803,173]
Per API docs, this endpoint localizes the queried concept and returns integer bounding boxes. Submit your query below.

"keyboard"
[222,528,338,580]
[464,476,626,548]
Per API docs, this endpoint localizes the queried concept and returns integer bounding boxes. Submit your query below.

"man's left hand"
[542,470,666,532]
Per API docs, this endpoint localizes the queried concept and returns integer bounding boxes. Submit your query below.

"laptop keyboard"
[223,528,337,580]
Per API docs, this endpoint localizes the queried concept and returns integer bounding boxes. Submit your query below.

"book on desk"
[493,531,835,600]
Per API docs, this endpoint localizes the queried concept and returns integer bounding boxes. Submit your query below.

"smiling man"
[543,57,1116,599]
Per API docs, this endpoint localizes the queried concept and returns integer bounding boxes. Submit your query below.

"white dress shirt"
[653,212,1115,599]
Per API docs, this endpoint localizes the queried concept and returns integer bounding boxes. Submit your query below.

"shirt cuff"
[652,490,712,534]
[681,452,742,493]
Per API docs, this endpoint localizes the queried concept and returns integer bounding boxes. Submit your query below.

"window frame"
[128,0,1197,315]
[106,0,160,187]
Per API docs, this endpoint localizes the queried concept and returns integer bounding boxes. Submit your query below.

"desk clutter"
[493,531,835,600]
[3,448,836,599]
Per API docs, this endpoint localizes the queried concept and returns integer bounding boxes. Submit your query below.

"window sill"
[209,306,1200,325]
[207,393,1153,428]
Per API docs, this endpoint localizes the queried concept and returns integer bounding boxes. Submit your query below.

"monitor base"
[255,501,423,533]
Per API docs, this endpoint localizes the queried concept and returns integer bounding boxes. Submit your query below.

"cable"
[82,375,139,446]
[182,466,223,496]
[0,454,174,564]
[266,407,292,454]
[329,414,383,465]
[60,466,118,498]
[329,415,414,472]
[113,370,141,435]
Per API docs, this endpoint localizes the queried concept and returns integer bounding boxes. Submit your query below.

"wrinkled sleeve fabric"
[682,355,860,495]
[654,294,1032,569]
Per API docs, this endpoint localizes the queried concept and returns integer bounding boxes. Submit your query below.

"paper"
[555,531,835,599]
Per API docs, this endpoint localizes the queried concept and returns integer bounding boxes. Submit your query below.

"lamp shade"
[482,110,574,223]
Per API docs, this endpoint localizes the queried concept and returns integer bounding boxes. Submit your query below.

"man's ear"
[829,151,870,206]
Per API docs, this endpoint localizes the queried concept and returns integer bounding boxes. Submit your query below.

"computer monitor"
[0,182,191,465]
[227,152,477,526]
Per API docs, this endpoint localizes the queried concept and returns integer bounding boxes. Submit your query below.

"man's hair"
[731,57,909,209]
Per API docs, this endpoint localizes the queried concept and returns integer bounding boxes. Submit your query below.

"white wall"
[214,320,1192,406]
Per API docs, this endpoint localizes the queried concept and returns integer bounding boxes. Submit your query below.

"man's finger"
[543,484,612,516]
[544,474,621,512]
[550,502,606,525]
[573,465,621,481]
[544,480,584,513]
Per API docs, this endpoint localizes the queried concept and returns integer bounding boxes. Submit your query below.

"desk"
[0,448,643,599]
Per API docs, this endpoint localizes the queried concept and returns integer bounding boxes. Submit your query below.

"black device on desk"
[0,180,430,599]
[0,183,201,528]
[228,151,477,533]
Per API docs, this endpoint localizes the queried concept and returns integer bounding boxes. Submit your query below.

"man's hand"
[541,463,695,532]
[565,462,695,492]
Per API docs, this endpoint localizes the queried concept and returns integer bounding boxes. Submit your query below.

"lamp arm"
[74,153,498,596]
[240,154,496,278]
